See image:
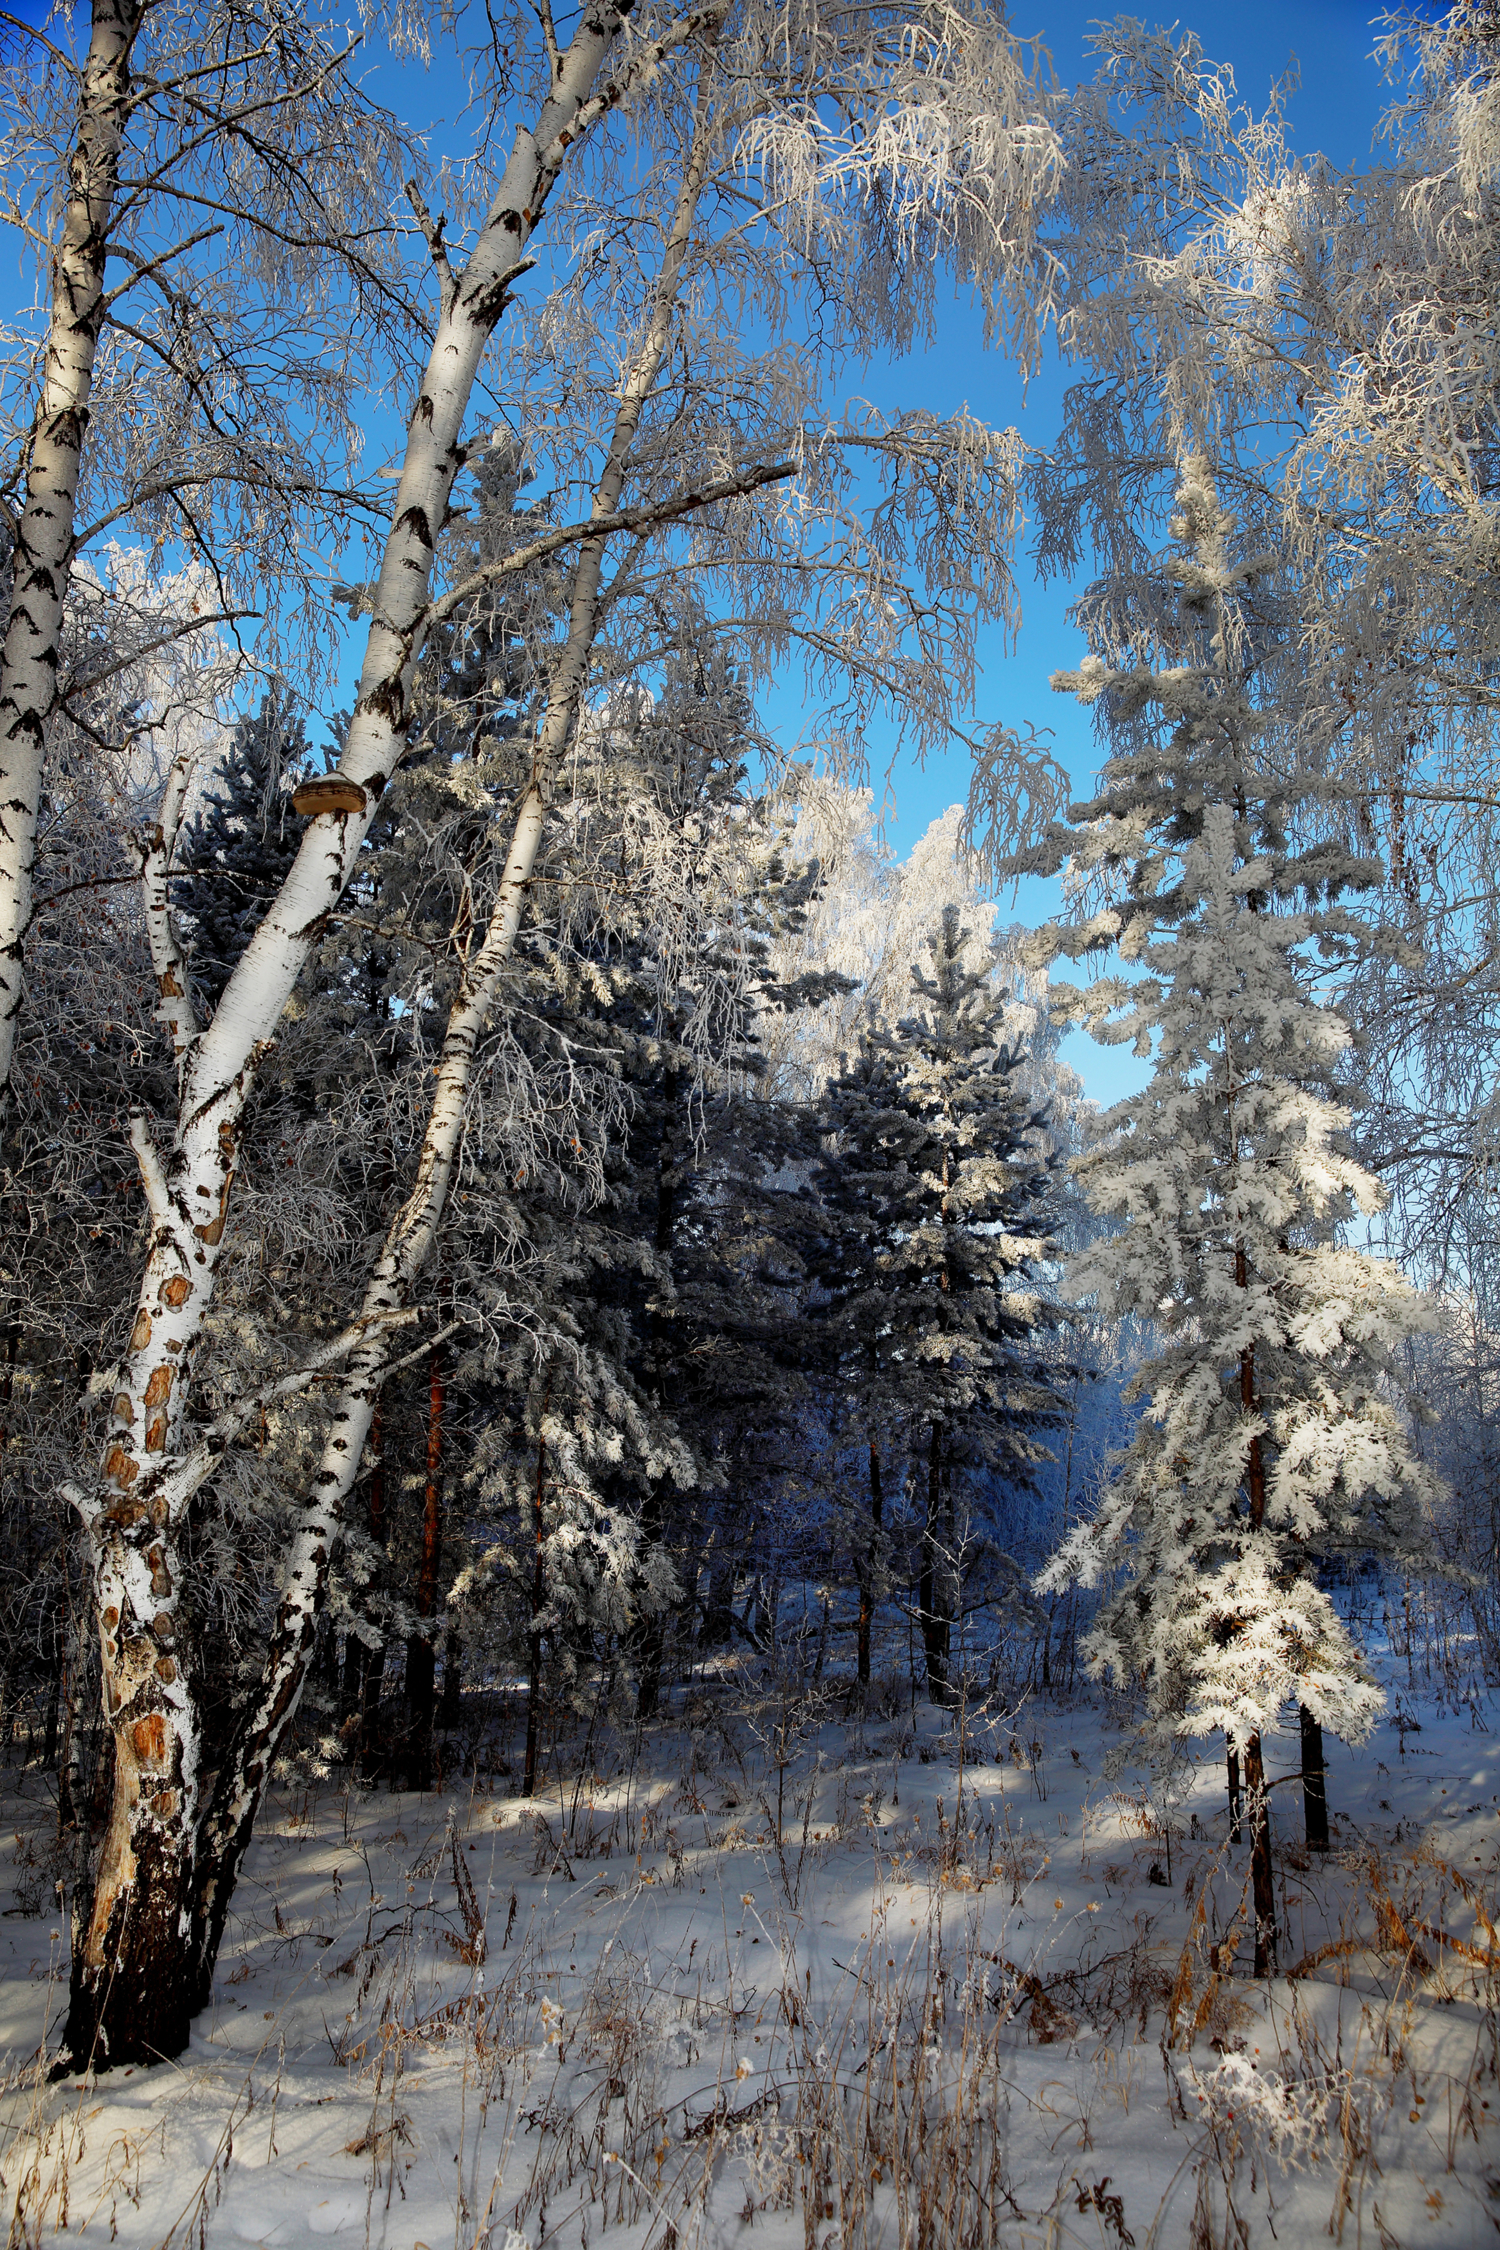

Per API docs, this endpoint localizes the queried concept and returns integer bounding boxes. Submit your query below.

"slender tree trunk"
[1299,1703,1329,1853]
[0,1311,19,1450]
[60,1594,93,1835]
[405,1328,446,1789]
[699,1520,738,1650]
[356,1404,388,1782]
[0,0,149,1099]
[1244,1729,1277,1977]
[439,1629,462,1731]
[858,1437,883,1688]
[637,1052,683,1724]
[60,4,692,2068]
[634,1483,669,1724]
[522,1406,549,1800]
[1238,1303,1277,1971]
[918,1422,952,1704]
[1227,1743,1243,1844]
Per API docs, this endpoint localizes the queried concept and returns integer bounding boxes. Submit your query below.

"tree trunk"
[42,1597,62,1772]
[918,1422,953,1704]
[1236,1337,1277,1970]
[0,0,148,1098]
[60,1596,95,1835]
[522,1406,548,1799]
[1299,1703,1329,1853]
[1227,1743,1243,1844]
[637,1052,682,1725]
[356,1404,388,1782]
[1244,1730,1277,1978]
[439,1629,462,1732]
[634,1483,668,1724]
[60,7,718,2065]
[59,1660,202,2068]
[858,1438,884,1688]
[699,1521,738,1650]
[405,1331,446,1790]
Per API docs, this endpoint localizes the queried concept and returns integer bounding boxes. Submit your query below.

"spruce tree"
[449,634,838,1738]
[813,1041,924,1686]
[176,687,309,1009]
[822,905,1066,1704]
[1028,462,1440,1970]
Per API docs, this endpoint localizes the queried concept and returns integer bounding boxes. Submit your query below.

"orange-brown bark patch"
[131,1714,167,1767]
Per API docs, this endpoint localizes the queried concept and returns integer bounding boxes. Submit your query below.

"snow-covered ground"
[1,1655,1497,2247]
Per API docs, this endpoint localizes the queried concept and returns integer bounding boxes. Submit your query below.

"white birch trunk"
[0,0,149,1101]
[62,0,720,2071]
[192,67,720,1976]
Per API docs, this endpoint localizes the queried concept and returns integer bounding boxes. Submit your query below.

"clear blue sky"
[864,3,1394,864]
[3,2,1404,1104]
[843,3,1398,1104]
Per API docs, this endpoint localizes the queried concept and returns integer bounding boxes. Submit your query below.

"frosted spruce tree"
[813,1040,927,1687]
[823,905,1065,1704]
[176,688,309,1011]
[1027,463,1440,1972]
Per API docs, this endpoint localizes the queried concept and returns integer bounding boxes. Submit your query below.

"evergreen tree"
[458,1197,692,1797]
[1028,462,1441,1970]
[441,635,839,1743]
[177,688,309,1010]
[822,905,1067,1704]
[563,652,839,1715]
[813,1042,925,1688]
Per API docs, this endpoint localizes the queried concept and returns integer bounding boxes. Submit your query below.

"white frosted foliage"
[1036,467,1441,1755]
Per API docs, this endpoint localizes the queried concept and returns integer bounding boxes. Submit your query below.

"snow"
[1,1651,1498,2246]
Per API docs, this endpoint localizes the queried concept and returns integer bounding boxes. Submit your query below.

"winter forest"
[0,0,1498,2243]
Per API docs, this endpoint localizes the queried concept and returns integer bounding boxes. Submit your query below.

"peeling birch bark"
[62,0,734,2072]
[0,0,149,1100]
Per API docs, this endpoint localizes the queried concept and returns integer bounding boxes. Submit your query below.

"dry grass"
[2,1688,1499,2247]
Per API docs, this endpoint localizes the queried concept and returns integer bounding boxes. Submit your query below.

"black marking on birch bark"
[360,675,405,725]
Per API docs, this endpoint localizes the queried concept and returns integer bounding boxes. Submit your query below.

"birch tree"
[0,0,149,1098]
[0,0,416,1102]
[54,0,1064,2070]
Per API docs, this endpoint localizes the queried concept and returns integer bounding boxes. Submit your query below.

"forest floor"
[0,1650,1496,2248]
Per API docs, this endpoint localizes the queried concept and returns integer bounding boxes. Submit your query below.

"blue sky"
[823,4,1398,1101]
[4,2,1404,1103]
[267,3,1398,905]
[845,6,1394,1107]
[862,2,1394,866]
